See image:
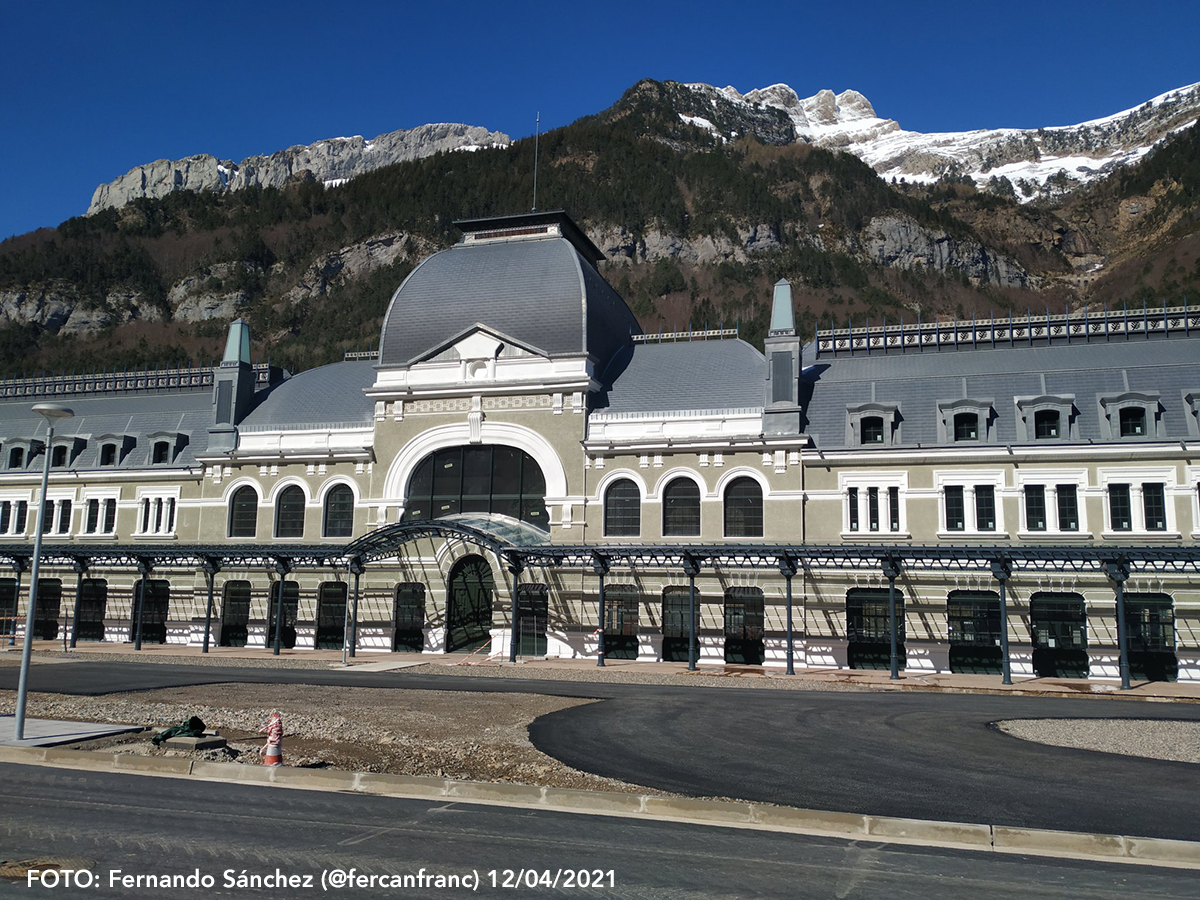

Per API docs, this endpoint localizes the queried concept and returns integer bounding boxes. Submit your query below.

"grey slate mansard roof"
[239,361,376,430]
[598,339,766,414]
[0,389,214,470]
[377,235,640,370]
[800,334,1200,449]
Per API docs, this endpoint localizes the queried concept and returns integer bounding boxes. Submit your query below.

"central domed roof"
[377,212,639,370]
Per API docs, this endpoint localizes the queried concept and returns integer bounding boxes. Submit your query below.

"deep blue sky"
[2,1,1197,239]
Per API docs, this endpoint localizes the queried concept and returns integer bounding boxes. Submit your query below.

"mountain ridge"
[87,122,511,215]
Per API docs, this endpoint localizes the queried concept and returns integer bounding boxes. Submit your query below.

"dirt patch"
[5,683,658,794]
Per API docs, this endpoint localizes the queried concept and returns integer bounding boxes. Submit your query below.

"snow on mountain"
[688,81,1200,200]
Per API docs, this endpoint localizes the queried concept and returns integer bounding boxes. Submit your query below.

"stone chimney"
[763,279,802,436]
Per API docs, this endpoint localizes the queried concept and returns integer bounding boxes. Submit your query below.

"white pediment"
[455,331,504,361]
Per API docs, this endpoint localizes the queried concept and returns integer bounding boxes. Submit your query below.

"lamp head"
[31,402,74,421]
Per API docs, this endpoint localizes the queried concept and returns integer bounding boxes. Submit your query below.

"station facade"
[1,211,1197,682]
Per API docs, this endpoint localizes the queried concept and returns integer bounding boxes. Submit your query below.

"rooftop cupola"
[763,279,802,436]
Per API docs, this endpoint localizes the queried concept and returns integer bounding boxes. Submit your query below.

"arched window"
[228,486,258,538]
[8,447,24,469]
[1119,406,1146,437]
[152,441,171,464]
[322,484,355,537]
[275,485,306,538]
[99,443,117,466]
[403,445,548,530]
[51,445,68,467]
[662,478,701,536]
[723,477,763,538]
[604,479,641,537]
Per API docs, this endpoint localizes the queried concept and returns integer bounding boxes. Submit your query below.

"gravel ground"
[996,718,1200,764]
[0,683,661,794]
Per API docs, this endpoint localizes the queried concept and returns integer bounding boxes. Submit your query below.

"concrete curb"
[1,744,1197,869]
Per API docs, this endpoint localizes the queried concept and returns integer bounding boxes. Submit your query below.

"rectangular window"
[0,501,10,534]
[867,487,879,532]
[14,501,27,533]
[1056,485,1079,532]
[56,500,72,534]
[85,499,100,533]
[1025,485,1047,531]
[945,486,965,532]
[1109,484,1132,531]
[888,487,900,532]
[102,499,117,533]
[1142,483,1167,532]
[847,487,859,532]
[975,485,996,531]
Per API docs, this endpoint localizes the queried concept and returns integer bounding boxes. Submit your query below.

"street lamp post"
[14,402,74,741]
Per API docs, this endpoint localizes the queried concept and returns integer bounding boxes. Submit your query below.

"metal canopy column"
[778,553,797,675]
[592,553,609,668]
[881,557,902,680]
[990,558,1013,685]
[271,559,290,656]
[133,559,150,651]
[505,551,524,664]
[68,559,85,649]
[348,556,364,659]
[200,559,218,654]
[1105,559,1131,690]
[683,552,701,672]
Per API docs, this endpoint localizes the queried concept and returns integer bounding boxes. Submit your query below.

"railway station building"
[1,211,1197,683]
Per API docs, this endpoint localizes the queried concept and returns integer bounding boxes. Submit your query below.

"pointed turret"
[208,319,255,452]
[763,279,802,436]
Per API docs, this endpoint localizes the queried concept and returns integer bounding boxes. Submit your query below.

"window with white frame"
[1017,472,1088,535]
[43,497,74,535]
[936,472,1006,535]
[1099,468,1176,535]
[136,492,178,537]
[0,498,29,536]
[81,496,119,535]
[846,403,901,447]
[841,474,907,535]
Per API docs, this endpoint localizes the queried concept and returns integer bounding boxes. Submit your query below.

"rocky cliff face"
[88,123,510,214]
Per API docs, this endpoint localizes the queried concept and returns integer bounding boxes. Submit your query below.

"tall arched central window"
[403,445,548,530]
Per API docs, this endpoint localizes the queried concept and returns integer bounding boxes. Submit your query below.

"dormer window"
[1119,407,1146,437]
[100,443,117,466]
[144,432,187,466]
[1016,395,1077,443]
[8,447,24,469]
[861,417,884,444]
[954,413,978,442]
[51,445,68,468]
[1099,391,1160,441]
[1034,410,1060,439]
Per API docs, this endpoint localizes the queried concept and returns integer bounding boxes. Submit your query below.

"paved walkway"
[4,641,1198,701]
[0,715,139,747]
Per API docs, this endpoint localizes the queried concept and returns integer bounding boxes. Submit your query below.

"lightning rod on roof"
[531,112,540,213]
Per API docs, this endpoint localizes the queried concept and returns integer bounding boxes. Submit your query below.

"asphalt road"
[1,764,1195,899]
[4,662,1200,842]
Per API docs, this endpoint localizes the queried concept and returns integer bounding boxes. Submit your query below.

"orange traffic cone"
[260,711,283,767]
